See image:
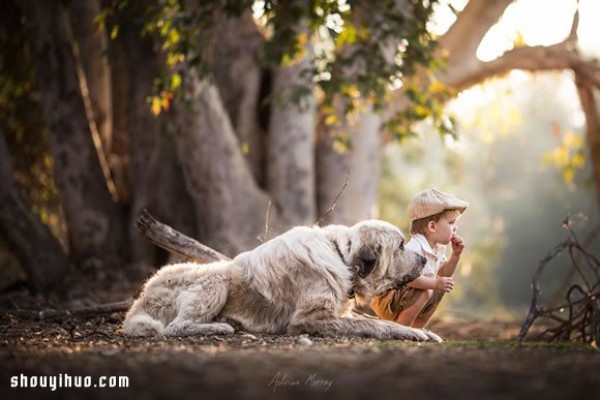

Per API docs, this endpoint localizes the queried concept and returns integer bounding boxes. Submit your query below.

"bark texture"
[117,19,197,265]
[268,35,317,225]
[317,106,381,224]
[67,0,113,155]
[211,10,267,186]
[174,75,281,255]
[23,0,126,269]
[135,210,229,263]
[575,75,600,209]
[0,134,69,291]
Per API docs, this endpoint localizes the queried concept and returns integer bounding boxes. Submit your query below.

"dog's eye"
[398,240,404,251]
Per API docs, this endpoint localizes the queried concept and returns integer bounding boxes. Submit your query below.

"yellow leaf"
[563,131,583,149]
[297,33,308,46]
[572,153,585,168]
[167,53,181,68]
[325,114,339,126]
[171,73,182,90]
[414,105,430,118]
[344,85,360,98]
[110,25,119,40]
[555,147,568,165]
[336,26,357,46]
[167,29,180,47]
[161,91,173,111]
[429,81,446,94]
[563,168,574,183]
[513,31,525,48]
[151,97,162,116]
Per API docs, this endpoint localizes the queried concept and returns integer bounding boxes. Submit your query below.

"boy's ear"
[427,220,436,232]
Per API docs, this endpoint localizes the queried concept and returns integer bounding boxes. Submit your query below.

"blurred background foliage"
[380,70,598,317]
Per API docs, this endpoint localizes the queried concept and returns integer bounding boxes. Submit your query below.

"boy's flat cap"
[408,188,469,222]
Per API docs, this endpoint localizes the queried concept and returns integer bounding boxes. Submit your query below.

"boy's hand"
[436,277,454,292]
[450,234,465,257]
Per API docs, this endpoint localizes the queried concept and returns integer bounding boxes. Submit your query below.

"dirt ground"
[1,312,598,400]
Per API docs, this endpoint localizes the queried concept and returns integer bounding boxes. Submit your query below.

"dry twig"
[315,171,350,226]
[257,201,272,243]
[517,215,600,346]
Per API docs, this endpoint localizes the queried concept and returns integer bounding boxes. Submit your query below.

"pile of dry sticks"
[518,215,600,346]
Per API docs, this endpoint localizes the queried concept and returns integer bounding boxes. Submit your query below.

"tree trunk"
[107,28,131,203]
[174,74,281,255]
[316,105,382,224]
[23,0,126,269]
[116,16,197,266]
[315,1,410,225]
[211,10,267,187]
[67,0,113,156]
[575,75,600,209]
[0,133,69,292]
[267,31,317,226]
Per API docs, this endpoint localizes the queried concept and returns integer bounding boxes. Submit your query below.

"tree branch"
[445,42,600,91]
[315,171,350,226]
[439,0,513,61]
[574,72,600,209]
[567,0,580,42]
[433,0,600,91]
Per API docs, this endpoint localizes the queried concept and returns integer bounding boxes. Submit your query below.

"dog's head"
[329,220,426,300]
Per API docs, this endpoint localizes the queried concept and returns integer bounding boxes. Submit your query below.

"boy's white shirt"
[405,234,447,278]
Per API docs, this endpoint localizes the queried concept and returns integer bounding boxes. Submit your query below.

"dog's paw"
[211,322,235,335]
[390,326,429,341]
[421,329,443,343]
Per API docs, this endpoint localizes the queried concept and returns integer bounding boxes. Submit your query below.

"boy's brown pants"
[370,286,445,322]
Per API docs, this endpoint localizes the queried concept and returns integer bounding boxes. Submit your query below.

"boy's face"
[427,210,459,245]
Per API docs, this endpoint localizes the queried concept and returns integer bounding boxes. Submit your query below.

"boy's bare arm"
[407,276,438,290]
[438,255,460,277]
[408,276,454,292]
[438,234,465,277]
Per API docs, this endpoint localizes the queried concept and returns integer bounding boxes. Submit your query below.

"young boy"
[370,188,469,328]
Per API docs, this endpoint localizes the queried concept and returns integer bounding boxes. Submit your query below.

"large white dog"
[123,220,441,341]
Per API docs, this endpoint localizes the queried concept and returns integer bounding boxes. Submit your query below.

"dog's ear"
[355,244,381,278]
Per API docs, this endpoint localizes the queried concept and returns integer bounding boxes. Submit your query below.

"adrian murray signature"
[267,371,334,393]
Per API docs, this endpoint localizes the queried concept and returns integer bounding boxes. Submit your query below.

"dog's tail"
[123,303,164,337]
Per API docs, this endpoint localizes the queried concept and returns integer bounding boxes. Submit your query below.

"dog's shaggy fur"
[123,220,442,341]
